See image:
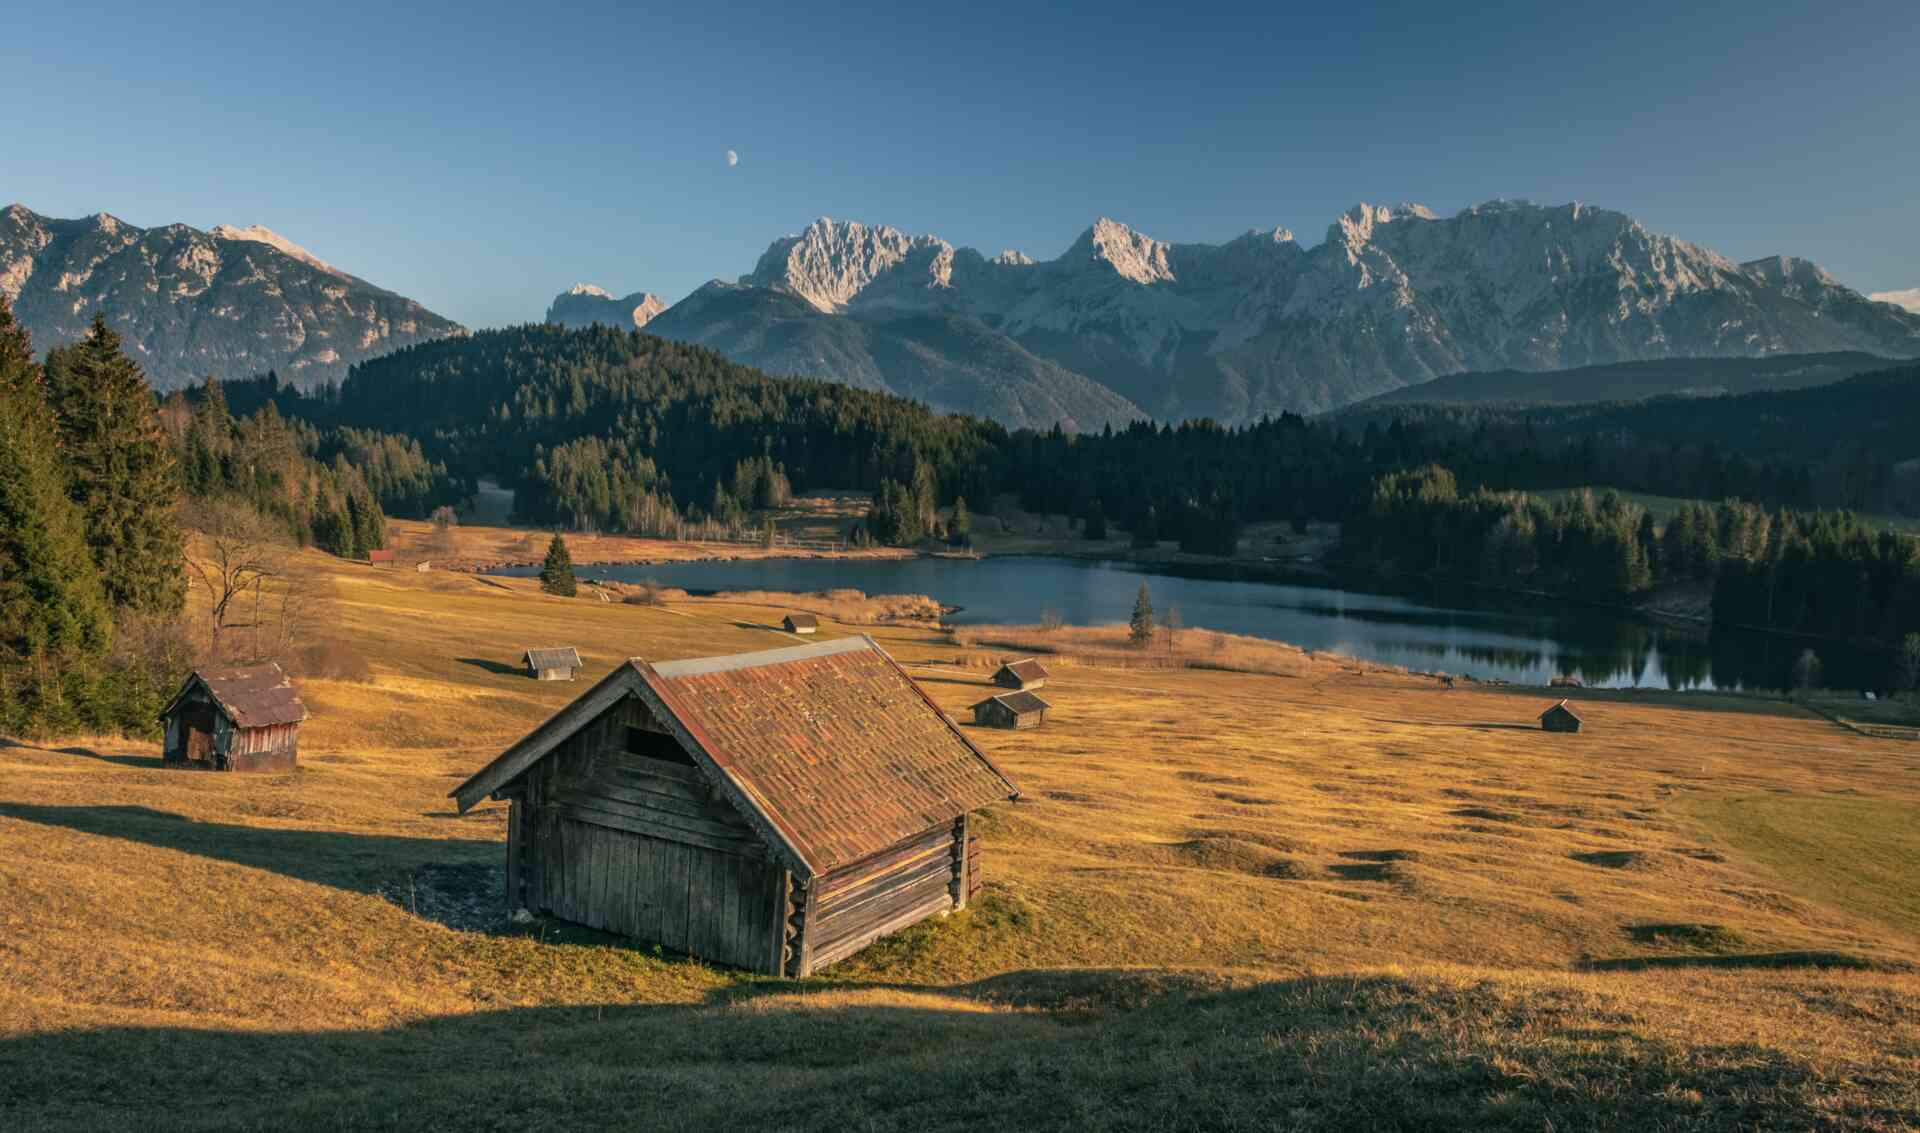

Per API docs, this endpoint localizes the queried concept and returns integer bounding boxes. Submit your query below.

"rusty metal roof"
[974,690,1050,715]
[997,658,1049,683]
[638,637,1020,874]
[163,663,308,728]
[522,647,581,670]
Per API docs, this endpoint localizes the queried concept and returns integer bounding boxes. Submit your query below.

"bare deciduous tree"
[185,499,295,662]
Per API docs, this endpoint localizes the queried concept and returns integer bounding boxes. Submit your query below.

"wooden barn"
[782,613,819,635]
[159,663,308,772]
[366,548,396,566]
[523,647,581,681]
[1540,699,1583,733]
[990,658,1049,691]
[972,690,1049,730]
[451,636,1020,976]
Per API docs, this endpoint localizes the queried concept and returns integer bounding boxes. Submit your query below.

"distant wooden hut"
[366,548,396,566]
[1540,699,1583,733]
[782,613,819,635]
[990,658,1049,691]
[972,690,1050,730]
[522,647,581,681]
[450,636,1020,976]
[415,561,432,573]
[1550,674,1584,689]
[160,663,308,771]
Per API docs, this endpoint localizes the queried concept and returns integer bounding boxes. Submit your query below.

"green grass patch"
[1676,794,1920,940]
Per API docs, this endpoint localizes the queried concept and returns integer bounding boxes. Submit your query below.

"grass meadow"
[2,547,1917,1129]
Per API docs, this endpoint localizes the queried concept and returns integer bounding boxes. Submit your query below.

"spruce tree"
[949,496,971,546]
[0,299,113,731]
[540,533,577,596]
[42,314,185,616]
[1129,582,1155,647]
[1083,498,1106,541]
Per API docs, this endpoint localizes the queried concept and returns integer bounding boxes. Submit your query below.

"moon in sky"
[726,149,739,167]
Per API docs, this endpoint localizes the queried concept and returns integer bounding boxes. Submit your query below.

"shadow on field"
[0,803,495,899]
[455,657,525,677]
[0,969,1892,1130]
[1577,951,1901,973]
[0,736,162,769]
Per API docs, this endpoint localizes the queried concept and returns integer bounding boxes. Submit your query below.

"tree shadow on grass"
[0,803,496,909]
[0,735,163,770]
[0,969,1898,1131]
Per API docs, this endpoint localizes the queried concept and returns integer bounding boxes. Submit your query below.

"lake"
[497,555,1883,692]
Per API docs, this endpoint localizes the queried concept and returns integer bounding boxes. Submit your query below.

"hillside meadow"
[3,548,1917,1130]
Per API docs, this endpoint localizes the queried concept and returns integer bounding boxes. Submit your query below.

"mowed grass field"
[3,550,1918,1130]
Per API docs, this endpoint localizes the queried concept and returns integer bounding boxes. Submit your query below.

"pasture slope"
[2,548,1917,1130]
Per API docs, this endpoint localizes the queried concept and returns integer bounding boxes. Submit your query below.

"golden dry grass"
[3,546,1918,1129]
[386,493,910,570]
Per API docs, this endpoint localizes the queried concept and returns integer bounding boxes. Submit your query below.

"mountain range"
[558,200,1920,427]
[0,205,463,390]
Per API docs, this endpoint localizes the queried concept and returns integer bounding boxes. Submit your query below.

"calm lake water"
[499,555,1882,692]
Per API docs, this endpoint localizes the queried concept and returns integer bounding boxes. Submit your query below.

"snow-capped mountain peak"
[1870,287,1920,314]
[1076,217,1176,284]
[210,223,350,280]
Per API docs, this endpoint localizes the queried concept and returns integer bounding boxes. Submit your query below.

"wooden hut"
[972,690,1049,730]
[366,548,396,566]
[450,636,1020,976]
[990,658,1049,691]
[160,663,308,771]
[1540,699,1583,733]
[523,647,581,681]
[782,613,819,635]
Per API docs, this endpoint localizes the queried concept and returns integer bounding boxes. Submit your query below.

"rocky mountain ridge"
[0,204,463,390]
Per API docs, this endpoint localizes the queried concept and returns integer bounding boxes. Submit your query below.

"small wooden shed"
[782,613,819,635]
[160,663,308,771]
[991,658,1049,691]
[1540,699,1583,733]
[366,548,396,566]
[972,690,1050,730]
[451,636,1020,976]
[523,647,581,681]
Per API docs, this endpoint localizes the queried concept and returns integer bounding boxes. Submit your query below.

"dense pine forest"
[0,297,437,736]
[1342,467,1920,650]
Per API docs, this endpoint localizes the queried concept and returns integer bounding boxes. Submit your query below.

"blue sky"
[3,0,1915,328]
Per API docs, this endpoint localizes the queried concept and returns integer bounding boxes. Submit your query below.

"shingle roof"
[998,658,1049,683]
[643,637,1019,873]
[974,690,1050,715]
[1540,698,1582,721]
[523,647,581,670]
[452,636,1021,877]
[164,663,308,728]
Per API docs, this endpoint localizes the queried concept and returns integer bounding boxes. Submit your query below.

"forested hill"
[224,325,1920,541]
[251,324,1012,530]
[1347,351,1894,409]
[1340,363,1920,461]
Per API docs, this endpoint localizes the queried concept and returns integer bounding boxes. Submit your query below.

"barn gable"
[161,663,309,729]
[453,636,1020,880]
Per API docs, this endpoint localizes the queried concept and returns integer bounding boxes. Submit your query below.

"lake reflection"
[495,555,1879,692]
